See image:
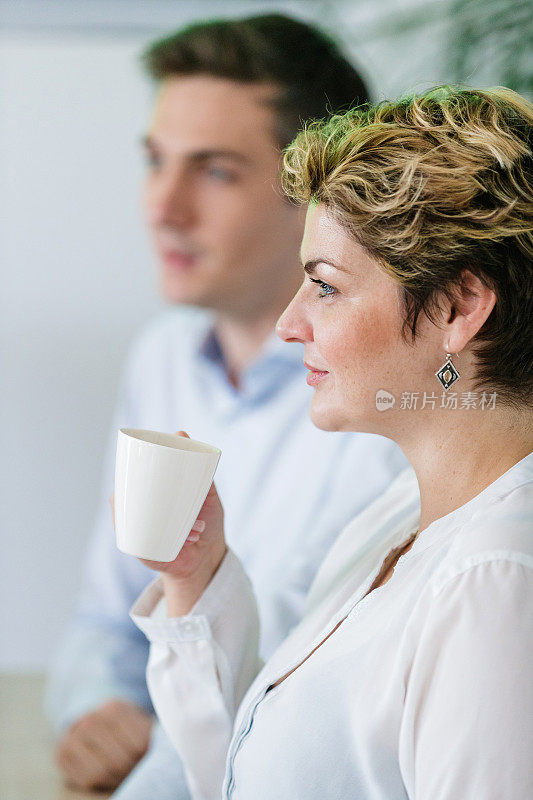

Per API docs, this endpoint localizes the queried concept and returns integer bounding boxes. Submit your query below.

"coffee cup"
[114,428,221,561]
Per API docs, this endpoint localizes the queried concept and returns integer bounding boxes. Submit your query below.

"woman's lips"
[304,362,329,386]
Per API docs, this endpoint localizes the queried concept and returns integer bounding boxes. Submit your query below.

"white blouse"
[132,456,533,799]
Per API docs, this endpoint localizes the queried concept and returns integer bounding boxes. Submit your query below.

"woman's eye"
[309,277,337,298]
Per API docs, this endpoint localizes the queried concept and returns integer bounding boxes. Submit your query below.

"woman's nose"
[276,288,313,344]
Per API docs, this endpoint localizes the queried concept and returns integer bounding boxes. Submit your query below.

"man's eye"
[145,151,162,170]
[309,277,337,298]
[206,165,235,182]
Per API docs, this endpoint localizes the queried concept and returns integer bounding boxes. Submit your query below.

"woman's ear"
[444,270,496,353]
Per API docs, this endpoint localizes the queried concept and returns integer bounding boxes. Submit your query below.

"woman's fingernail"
[192,519,206,533]
[186,533,200,543]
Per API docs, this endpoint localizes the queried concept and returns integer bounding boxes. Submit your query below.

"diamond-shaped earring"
[435,353,460,391]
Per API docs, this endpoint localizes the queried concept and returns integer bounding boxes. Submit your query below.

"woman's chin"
[309,398,387,435]
[309,402,345,432]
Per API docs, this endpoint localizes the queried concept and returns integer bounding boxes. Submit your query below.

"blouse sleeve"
[399,557,533,800]
[130,549,263,800]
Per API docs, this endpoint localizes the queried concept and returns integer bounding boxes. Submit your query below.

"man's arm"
[46,494,156,791]
[54,698,152,792]
[111,722,191,800]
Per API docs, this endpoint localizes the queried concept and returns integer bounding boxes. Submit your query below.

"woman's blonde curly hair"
[282,86,533,405]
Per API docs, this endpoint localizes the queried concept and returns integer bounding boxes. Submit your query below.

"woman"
[132,86,533,799]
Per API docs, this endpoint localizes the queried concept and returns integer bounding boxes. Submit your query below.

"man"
[47,14,407,798]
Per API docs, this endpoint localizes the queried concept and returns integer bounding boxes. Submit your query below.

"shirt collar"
[198,322,303,371]
[196,320,304,407]
[408,449,533,558]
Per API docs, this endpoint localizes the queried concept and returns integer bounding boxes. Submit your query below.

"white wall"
[0,33,161,670]
[1,0,521,670]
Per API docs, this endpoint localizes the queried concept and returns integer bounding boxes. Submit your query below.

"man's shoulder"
[304,468,419,614]
[345,467,420,533]
[127,307,211,365]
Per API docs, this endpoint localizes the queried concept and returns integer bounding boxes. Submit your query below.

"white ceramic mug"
[114,428,221,561]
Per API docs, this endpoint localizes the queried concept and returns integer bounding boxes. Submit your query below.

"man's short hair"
[142,13,370,149]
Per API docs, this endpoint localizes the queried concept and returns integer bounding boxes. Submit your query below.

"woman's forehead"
[301,204,368,272]
[302,204,344,256]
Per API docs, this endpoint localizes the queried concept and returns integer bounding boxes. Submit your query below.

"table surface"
[1,673,111,800]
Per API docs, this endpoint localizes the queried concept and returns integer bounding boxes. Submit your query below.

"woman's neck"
[400,406,533,533]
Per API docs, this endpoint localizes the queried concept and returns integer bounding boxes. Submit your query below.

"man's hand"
[55,699,153,792]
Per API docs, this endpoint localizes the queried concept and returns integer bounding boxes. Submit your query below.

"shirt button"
[181,620,196,633]
[175,615,209,640]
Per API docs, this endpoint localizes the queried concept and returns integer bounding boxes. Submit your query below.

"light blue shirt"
[46,307,407,799]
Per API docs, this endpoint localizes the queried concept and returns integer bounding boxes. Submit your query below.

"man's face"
[143,75,305,316]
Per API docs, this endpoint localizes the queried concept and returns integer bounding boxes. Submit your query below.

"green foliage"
[448,0,532,97]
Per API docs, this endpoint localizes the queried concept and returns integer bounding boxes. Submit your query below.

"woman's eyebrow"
[303,258,349,275]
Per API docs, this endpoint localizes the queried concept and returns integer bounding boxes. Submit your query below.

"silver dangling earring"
[435,352,460,391]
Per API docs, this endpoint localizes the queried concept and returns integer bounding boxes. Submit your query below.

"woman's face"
[276,203,444,435]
